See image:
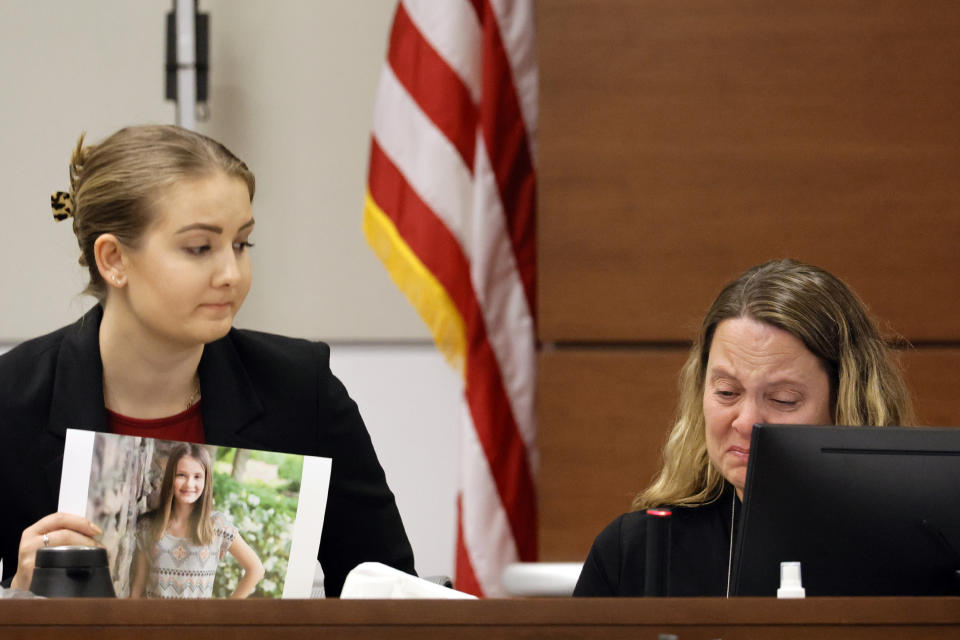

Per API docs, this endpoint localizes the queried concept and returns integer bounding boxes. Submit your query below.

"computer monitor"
[731,424,960,596]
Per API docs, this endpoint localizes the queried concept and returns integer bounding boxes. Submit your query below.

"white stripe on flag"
[372,65,475,254]
[470,135,537,461]
[459,400,519,597]
[402,0,483,104]
[489,0,539,159]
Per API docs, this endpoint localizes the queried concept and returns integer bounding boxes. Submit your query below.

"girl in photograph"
[130,444,262,599]
[1,125,415,596]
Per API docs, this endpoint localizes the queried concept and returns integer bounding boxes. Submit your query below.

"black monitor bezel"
[731,424,960,597]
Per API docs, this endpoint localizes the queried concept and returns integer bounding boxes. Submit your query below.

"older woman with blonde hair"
[574,258,914,597]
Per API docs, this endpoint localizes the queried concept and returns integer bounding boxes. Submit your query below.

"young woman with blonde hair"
[1,125,414,596]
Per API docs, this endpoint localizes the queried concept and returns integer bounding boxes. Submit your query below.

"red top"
[108,401,206,444]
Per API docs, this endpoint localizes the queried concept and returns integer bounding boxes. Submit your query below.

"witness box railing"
[2,597,960,639]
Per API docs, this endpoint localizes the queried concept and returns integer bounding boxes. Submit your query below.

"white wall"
[0,1,461,580]
[329,344,461,580]
[0,0,427,342]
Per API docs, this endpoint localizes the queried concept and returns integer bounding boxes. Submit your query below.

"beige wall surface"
[0,0,428,342]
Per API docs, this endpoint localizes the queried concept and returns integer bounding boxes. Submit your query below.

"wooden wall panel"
[902,349,960,427]
[537,0,960,342]
[537,349,688,561]
[538,348,960,561]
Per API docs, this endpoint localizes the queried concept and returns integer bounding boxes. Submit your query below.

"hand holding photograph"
[59,430,331,598]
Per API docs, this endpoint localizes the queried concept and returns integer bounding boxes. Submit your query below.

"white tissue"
[340,562,476,599]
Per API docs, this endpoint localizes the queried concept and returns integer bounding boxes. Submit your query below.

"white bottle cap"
[777,561,806,598]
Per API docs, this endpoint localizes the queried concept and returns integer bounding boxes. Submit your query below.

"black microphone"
[644,508,672,597]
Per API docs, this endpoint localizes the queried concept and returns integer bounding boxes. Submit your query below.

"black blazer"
[0,306,415,596]
[573,485,739,597]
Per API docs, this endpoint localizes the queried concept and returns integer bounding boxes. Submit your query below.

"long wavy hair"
[634,259,915,510]
[146,443,215,547]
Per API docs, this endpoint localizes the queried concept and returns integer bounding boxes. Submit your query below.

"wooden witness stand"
[2,597,960,638]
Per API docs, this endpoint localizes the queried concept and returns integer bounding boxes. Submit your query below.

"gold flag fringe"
[363,192,467,378]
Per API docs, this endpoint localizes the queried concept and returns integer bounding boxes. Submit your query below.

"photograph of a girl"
[131,444,263,598]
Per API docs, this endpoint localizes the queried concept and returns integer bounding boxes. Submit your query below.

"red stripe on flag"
[367,142,474,317]
[368,141,537,561]
[465,339,538,561]
[466,0,484,21]
[455,495,483,595]
[479,1,537,317]
[388,4,478,172]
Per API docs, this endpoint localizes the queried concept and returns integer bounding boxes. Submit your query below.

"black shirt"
[574,485,740,597]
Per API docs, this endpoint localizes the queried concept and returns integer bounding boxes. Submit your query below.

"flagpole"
[174,0,197,130]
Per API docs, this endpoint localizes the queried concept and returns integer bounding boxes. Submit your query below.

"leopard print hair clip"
[51,191,74,221]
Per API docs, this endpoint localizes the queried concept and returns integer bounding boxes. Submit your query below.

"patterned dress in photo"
[138,511,237,598]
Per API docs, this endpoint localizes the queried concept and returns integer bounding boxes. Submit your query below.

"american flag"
[363,0,538,597]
